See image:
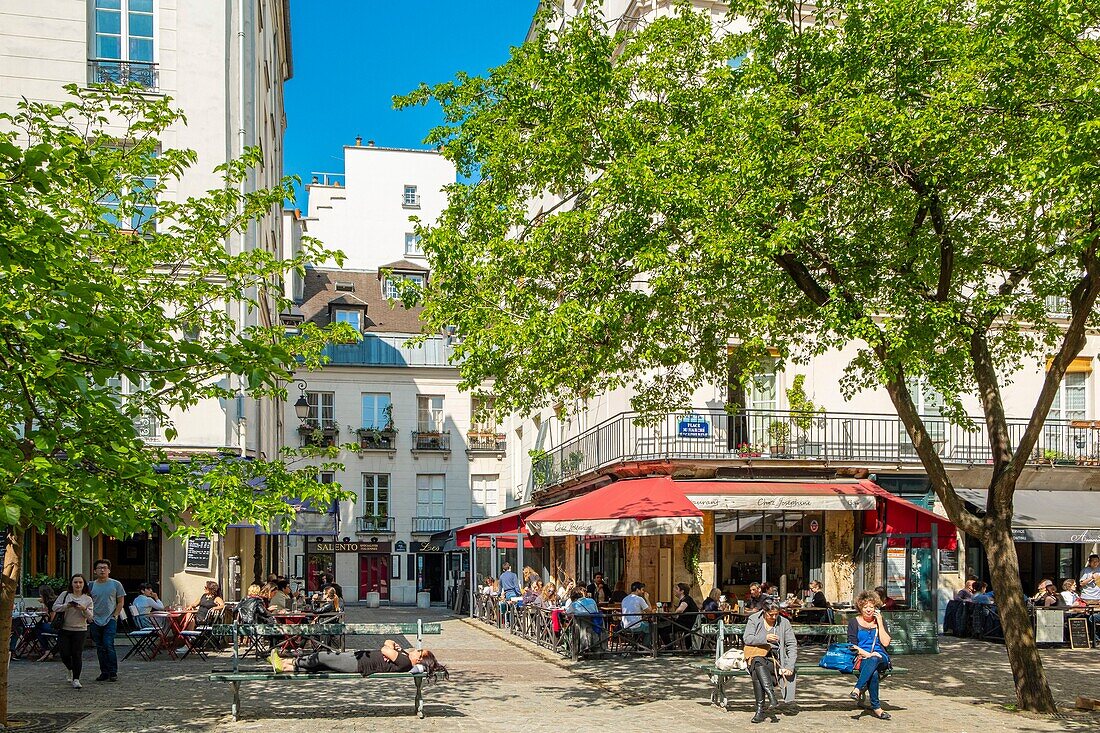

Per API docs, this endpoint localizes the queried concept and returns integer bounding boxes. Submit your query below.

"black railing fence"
[533,408,1100,491]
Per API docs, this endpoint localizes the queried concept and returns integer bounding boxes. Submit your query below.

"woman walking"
[51,574,94,689]
[848,590,893,720]
[742,598,797,723]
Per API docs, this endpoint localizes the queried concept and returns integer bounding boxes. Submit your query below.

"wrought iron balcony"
[298,421,339,448]
[357,427,396,451]
[411,516,449,534]
[402,194,421,208]
[412,429,451,452]
[532,408,1100,492]
[356,515,395,534]
[467,431,506,453]
[88,59,159,90]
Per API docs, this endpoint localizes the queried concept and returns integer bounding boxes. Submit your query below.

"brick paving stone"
[6,606,1099,732]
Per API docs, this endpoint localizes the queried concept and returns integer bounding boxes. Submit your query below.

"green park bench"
[208,620,443,720]
[699,619,906,710]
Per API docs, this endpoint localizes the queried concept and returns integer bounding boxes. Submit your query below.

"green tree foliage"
[0,85,353,722]
[399,1,1100,712]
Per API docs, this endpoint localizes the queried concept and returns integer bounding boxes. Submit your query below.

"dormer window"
[334,281,355,292]
[333,307,362,331]
[383,274,425,300]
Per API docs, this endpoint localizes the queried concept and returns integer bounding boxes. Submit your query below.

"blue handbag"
[818,642,856,673]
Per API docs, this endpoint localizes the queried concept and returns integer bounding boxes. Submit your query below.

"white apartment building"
[0,0,293,603]
[284,143,509,604]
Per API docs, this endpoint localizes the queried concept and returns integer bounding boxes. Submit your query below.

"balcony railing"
[357,428,396,451]
[532,408,1100,492]
[88,59,159,90]
[412,430,451,452]
[412,516,449,533]
[402,194,421,208]
[356,515,395,534]
[298,421,339,448]
[467,431,506,453]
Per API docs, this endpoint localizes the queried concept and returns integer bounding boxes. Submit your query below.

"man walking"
[89,558,126,681]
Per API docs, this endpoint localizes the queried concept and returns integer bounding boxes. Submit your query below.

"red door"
[358,554,390,601]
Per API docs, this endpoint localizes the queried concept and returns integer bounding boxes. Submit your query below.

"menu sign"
[185,535,212,572]
[938,548,960,574]
[1068,617,1092,650]
[884,610,938,654]
[885,547,908,600]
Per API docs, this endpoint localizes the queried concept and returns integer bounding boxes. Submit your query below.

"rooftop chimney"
[367,139,375,147]
[311,175,319,184]
[355,135,362,146]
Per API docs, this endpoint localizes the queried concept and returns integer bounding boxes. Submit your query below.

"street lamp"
[292,379,310,421]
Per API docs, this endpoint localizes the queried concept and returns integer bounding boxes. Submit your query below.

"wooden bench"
[700,619,906,710]
[208,620,443,720]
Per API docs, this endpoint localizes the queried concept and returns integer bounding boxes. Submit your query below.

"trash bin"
[365,591,380,608]
[417,591,431,609]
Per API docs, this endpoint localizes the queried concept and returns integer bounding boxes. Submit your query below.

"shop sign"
[808,519,820,533]
[395,541,407,552]
[677,414,711,438]
[312,541,392,553]
[687,494,876,511]
[885,547,907,600]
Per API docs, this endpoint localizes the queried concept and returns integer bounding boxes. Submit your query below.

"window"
[416,474,445,517]
[334,281,355,292]
[1048,372,1086,422]
[362,473,390,517]
[106,374,158,439]
[417,395,444,432]
[102,174,157,233]
[382,273,425,300]
[471,474,499,518]
[91,0,157,89]
[402,185,419,208]
[901,377,946,454]
[306,391,335,428]
[471,396,498,433]
[333,308,361,332]
[361,393,391,429]
[1045,295,1071,316]
[405,232,423,257]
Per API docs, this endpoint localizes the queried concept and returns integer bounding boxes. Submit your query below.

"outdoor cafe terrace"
[531,408,1100,493]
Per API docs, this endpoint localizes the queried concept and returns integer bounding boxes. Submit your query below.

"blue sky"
[284,1,540,206]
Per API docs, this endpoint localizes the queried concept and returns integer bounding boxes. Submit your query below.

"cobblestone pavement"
[7,606,1100,732]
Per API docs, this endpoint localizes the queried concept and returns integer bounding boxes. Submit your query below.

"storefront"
[303,539,392,601]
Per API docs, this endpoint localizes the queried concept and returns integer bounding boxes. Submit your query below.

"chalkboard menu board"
[1068,617,1092,650]
[938,549,959,574]
[185,535,212,572]
[884,610,939,654]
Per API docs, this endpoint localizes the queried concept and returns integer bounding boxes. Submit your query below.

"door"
[909,546,935,613]
[420,554,445,602]
[358,554,390,601]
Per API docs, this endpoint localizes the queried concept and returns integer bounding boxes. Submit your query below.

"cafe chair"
[122,606,162,661]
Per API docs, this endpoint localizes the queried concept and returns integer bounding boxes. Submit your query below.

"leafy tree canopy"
[0,85,355,539]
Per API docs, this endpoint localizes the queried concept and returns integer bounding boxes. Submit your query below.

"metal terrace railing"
[532,408,1100,492]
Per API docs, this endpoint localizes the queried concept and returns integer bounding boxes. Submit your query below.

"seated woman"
[269,640,448,682]
[874,586,898,610]
[743,598,797,724]
[34,584,59,661]
[188,581,226,626]
[1032,579,1059,607]
[314,585,343,619]
[236,584,275,624]
[847,590,893,721]
[268,580,291,613]
[806,580,831,622]
[701,588,722,621]
[670,582,700,645]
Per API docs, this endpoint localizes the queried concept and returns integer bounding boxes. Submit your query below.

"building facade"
[0,0,294,603]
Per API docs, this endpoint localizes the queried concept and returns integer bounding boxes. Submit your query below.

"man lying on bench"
[268,640,449,681]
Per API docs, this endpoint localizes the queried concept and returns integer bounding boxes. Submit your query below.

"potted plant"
[736,442,763,458]
[380,404,396,440]
[767,420,792,457]
[786,375,824,456]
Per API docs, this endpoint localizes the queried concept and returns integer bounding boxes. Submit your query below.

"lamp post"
[293,379,310,422]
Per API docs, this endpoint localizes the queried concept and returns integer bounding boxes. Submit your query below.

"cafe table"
[270,612,314,653]
[147,609,195,660]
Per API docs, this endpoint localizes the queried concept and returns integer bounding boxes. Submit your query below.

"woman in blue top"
[847,590,892,720]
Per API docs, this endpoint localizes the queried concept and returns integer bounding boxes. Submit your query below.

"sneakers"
[72,679,81,689]
[108,675,118,682]
[267,649,284,673]
[66,671,73,683]
[94,673,109,682]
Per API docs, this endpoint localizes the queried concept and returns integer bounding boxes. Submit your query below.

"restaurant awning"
[862,485,958,549]
[957,488,1100,543]
[525,478,703,537]
[456,507,541,548]
[680,480,879,512]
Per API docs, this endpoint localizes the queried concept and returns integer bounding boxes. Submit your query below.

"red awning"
[455,507,540,548]
[679,480,880,511]
[861,484,958,550]
[525,478,703,537]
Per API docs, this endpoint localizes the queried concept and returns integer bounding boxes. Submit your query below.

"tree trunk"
[981,518,1058,713]
[0,528,24,727]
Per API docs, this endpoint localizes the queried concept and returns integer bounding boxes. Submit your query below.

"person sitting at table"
[971,582,994,604]
[803,580,831,623]
[1060,579,1086,607]
[670,582,700,645]
[536,582,559,608]
[268,580,291,612]
[609,581,628,604]
[746,583,767,611]
[315,585,342,617]
[480,576,498,596]
[743,598,798,723]
[131,582,164,629]
[522,566,539,590]
[236,584,275,624]
[521,580,543,607]
[954,576,978,601]
[701,588,722,621]
[620,581,651,636]
[587,572,611,605]
[33,584,59,662]
[1032,579,1060,607]
[319,573,343,599]
[874,586,898,610]
[268,639,448,681]
[187,581,225,625]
